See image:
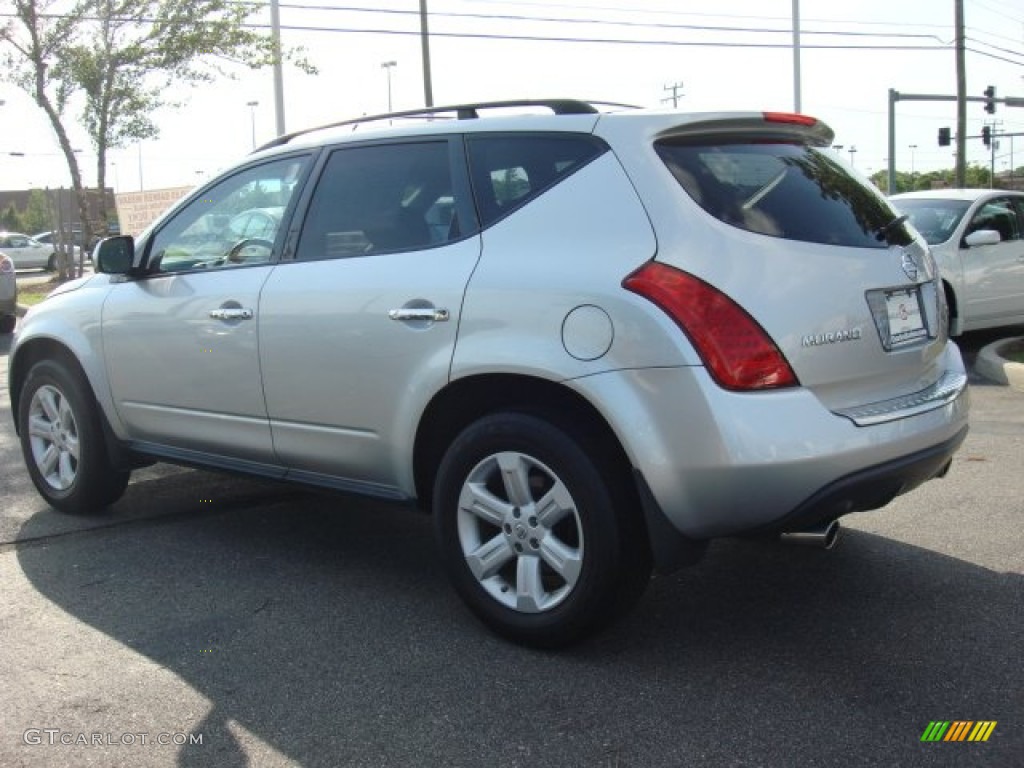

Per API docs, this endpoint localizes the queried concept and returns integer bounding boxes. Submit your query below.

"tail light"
[623,262,797,391]
[763,112,817,127]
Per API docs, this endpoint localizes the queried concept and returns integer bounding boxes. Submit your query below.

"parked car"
[0,253,16,333]
[32,229,96,263]
[890,189,1024,335]
[0,232,56,271]
[9,100,969,647]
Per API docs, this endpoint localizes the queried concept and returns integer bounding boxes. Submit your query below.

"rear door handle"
[388,308,450,322]
[209,307,254,320]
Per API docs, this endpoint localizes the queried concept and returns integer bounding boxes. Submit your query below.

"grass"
[16,278,64,307]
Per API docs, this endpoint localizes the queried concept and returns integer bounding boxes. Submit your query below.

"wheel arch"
[942,278,961,336]
[413,373,634,514]
[9,337,141,469]
[9,338,88,436]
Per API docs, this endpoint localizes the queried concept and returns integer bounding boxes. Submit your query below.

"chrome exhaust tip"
[779,520,841,550]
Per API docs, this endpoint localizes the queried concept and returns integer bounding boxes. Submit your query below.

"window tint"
[656,141,909,249]
[147,156,309,273]
[967,199,1021,242]
[296,141,455,261]
[467,134,606,227]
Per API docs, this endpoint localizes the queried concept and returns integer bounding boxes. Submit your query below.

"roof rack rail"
[254,98,639,153]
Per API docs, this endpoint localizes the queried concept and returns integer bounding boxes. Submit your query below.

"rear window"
[656,141,909,249]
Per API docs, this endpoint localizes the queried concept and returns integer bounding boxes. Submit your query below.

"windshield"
[656,141,911,248]
[890,198,971,245]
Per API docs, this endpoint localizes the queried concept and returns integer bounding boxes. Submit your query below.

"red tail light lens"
[623,262,797,391]
[762,111,817,127]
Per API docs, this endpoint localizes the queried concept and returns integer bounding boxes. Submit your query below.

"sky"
[1,0,1023,194]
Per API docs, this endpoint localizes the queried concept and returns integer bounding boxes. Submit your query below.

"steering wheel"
[226,238,274,264]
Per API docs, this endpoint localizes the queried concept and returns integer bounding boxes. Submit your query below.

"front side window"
[657,141,910,249]
[296,141,455,261]
[966,199,1021,243]
[147,155,310,273]
[466,134,606,227]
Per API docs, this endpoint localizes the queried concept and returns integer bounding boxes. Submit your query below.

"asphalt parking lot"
[0,323,1021,768]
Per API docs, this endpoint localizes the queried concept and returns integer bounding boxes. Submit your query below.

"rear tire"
[18,360,130,514]
[46,253,57,272]
[433,412,651,648]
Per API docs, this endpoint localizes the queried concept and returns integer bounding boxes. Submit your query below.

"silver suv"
[10,100,969,647]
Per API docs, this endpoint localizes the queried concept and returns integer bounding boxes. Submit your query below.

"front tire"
[18,360,129,514]
[433,412,651,648]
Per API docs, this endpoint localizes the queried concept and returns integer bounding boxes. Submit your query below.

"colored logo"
[921,721,996,742]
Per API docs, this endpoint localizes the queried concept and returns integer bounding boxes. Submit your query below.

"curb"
[16,303,29,318]
[975,336,1024,392]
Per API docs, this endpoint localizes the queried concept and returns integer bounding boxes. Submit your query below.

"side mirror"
[95,235,136,274]
[964,229,1001,248]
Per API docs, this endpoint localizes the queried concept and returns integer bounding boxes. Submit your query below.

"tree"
[1,0,91,278]
[1,202,21,231]
[870,164,995,194]
[59,0,314,241]
[22,188,54,232]
[1,0,314,277]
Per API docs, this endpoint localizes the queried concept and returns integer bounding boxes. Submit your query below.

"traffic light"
[982,125,991,146]
[938,127,951,146]
[984,85,996,114]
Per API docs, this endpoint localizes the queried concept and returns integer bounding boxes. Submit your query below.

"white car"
[0,232,56,271]
[890,189,1024,336]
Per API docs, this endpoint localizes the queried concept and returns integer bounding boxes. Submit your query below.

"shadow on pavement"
[14,469,1024,767]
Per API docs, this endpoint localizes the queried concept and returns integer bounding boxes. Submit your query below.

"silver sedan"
[0,232,56,271]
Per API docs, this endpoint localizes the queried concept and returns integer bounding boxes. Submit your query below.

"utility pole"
[420,0,434,107]
[271,0,286,135]
[662,82,684,108]
[792,0,802,112]
[955,0,966,187]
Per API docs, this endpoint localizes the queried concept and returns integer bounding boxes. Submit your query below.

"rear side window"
[467,134,606,227]
[656,141,909,249]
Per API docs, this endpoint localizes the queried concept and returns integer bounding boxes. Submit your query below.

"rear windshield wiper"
[876,213,909,242]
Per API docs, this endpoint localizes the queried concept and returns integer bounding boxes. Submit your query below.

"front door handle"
[209,307,254,321]
[388,307,450,322]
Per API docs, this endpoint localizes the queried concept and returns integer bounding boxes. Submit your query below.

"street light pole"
[908,144,917,175]
[247,100,259,149]
[848,146,857,167]
[381,61,397,112]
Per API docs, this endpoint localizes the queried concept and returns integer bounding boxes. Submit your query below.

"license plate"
[885,288,927,347]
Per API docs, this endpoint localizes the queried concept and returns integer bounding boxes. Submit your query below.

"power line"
[962,36,1024,62]
[0,11,954,52]
[262,2,948,42]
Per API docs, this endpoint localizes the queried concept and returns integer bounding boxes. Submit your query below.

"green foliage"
[1,0,316,273]
[1,203,20,231]
[22,189,54,233]
[56,0,317,159]
[869,164,1001,194]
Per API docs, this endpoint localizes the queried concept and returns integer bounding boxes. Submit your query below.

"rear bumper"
[568,344,970,540]
[750,424,967,535]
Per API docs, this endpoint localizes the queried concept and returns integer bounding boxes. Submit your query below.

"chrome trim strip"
[833,370,968,426]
